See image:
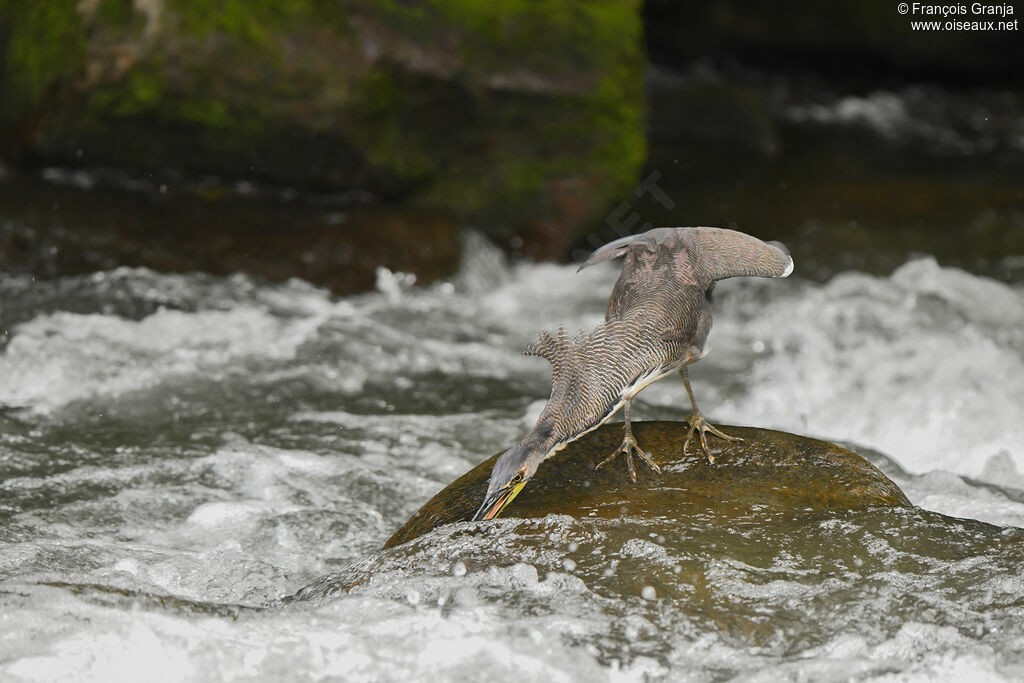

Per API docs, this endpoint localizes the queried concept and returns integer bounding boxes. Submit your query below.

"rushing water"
[1,233,1023,681]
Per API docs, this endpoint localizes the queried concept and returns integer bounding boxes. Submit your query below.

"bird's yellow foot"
[684,413,742,464]
[596,433,661,483]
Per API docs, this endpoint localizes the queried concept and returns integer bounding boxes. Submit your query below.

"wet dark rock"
[0,178,460,293]
[385,420,911,548]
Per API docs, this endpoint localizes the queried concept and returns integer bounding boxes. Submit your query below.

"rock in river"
[0,1,644,249]
[385,420,911,549]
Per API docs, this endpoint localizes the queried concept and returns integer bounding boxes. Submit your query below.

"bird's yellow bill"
[478,482,526,520]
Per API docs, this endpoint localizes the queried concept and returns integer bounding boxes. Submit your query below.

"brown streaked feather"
[522,226,792,457]
[576,232,658,271]
[524,310,695,451]
[681,227,793,283]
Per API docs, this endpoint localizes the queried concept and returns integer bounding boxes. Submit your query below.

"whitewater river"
[1,236,1022,681]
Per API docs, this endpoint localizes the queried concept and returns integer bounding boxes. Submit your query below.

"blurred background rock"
[1,0,1022,292]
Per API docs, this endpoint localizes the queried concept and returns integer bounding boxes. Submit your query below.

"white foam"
[3,254,1023,682]
[0,584,616,682]
[0,306,328,413]
[711,258,1024,480]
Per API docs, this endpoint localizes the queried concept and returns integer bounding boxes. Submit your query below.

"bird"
[471,227,793,522]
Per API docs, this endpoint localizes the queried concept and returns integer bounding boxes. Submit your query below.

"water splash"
[1,244,1023,680]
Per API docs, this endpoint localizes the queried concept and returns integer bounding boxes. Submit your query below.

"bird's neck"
[522,411,561,459]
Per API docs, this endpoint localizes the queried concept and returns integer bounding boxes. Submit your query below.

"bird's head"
[471,440,546,521]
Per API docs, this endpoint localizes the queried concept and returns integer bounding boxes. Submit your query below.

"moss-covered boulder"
[0,0,645,249]
[385,420,910,548]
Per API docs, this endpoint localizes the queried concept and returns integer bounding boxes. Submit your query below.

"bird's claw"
[596,433,661,483]
[684,413,742,464]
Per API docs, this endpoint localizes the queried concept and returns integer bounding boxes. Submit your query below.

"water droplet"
[567,542,579,552]
[853,557,864,568]
[641,586,657,601]
[406,589,420,605]
[452,562,467,577]
[655,535,666,545]
[563,558,577,572]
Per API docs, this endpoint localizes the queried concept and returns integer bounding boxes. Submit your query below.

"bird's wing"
[681,227,793,282]
[576,232,659,271]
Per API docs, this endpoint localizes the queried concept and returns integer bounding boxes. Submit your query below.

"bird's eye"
[510,472,523,485]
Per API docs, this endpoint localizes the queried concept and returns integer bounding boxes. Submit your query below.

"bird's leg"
[680,367,742,464]
[595,399,661,482]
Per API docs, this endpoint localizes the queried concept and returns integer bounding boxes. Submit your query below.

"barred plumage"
[523,314,688,450]
[531,227,791,458]
[472,226,793,520]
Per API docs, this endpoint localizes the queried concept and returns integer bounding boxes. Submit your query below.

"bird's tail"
[522,327,578,403]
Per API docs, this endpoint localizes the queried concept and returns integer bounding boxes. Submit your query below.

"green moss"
[5,0,646,244]
[97,0,136,27]
[113,68,167,116]
[0,0,86,125]
[75,0,351,130]
[174,0,348,46]
[346,0,646,232]
[370,0,641,75]
[344,66,485,189]
[176,98,232,128]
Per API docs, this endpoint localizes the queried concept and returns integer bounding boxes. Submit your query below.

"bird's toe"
[636,447,662,473]
[683,414,737,465]
[596,436,660,480]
